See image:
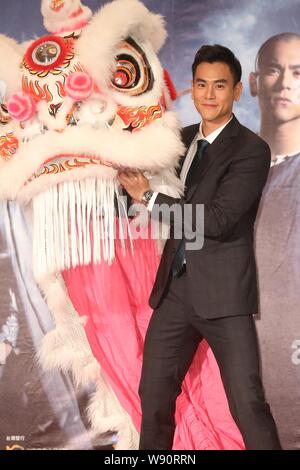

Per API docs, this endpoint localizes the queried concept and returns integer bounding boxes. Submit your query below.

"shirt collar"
[198,116,233,144]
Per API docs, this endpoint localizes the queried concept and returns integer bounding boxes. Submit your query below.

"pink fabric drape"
[63,229,244,450]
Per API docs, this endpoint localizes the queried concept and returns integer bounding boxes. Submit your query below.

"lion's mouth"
[27,154,131,183]
[25,103,164,182]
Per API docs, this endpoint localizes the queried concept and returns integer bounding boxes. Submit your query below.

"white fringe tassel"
[32,178,130,279]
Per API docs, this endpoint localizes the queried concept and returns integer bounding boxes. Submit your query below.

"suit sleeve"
[151,141,271,239]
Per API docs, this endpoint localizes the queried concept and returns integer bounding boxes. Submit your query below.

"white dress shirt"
[147,116,233,211]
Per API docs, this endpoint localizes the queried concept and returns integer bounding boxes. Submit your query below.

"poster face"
[0,0,299,450]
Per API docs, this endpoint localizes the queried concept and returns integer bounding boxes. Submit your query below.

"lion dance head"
[0,0,183,281]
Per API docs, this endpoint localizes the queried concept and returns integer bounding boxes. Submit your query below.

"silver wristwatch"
[141,189,154,206]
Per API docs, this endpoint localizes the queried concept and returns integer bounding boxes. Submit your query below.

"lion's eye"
[111,37,154,96]
[112,58,139,89]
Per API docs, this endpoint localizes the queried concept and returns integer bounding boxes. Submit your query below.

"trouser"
[139,271,281,450]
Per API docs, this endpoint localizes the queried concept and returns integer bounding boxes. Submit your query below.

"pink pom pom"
[65,72,93,101]
[7,92,36,122]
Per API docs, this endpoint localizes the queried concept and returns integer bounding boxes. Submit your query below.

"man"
[249,33,300,160]
[249,33,300,450]
[119,44,281,450]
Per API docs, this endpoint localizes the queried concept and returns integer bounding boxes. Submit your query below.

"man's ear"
[233,81,243,102]
[249,72,258,97]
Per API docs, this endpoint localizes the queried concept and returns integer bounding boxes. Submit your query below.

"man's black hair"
[192,44,242,85]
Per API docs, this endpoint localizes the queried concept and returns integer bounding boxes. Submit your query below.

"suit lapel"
[186,116,241,201]
[177,124,200,176]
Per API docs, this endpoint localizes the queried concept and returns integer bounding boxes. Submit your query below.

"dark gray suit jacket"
[149,115,271,318]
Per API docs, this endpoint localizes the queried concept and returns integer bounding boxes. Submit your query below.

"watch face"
[142,190,153,203]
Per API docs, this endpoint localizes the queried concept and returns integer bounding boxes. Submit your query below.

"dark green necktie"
[185,139,210,189]
[172,139,209,278]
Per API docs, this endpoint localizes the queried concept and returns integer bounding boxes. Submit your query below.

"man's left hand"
[118,171,150,202]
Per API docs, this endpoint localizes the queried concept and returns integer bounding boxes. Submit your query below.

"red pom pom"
[7,92,36,122]
[65,72,93,101]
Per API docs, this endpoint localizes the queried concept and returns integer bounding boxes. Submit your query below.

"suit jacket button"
[172,248,176,254]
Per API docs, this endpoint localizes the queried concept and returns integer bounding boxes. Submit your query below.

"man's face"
[192,61,242,127]
[254,39,300,123]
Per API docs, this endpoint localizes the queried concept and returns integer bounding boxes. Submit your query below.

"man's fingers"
[119,173,138,184]
[119,177,132,187]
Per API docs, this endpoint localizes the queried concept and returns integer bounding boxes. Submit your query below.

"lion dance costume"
[0,0,244,450]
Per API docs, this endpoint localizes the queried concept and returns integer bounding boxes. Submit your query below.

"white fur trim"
[0,35,23,98]
[38,273,138,447]
[87,384,139,450]
[37,274,101,387]
[42,275,69,313]
[41,0,92,34]
[0,111,184,201]
[150,167,184,198]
